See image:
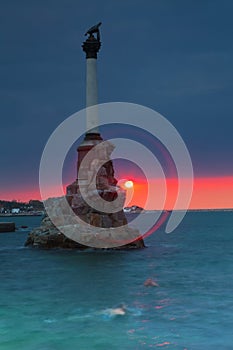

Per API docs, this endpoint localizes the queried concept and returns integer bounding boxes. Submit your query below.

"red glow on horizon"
[190,176,233,210]
[1,177,233,209]
[0,185,66,203]
[0,189,42,203]
[116,176,233,210]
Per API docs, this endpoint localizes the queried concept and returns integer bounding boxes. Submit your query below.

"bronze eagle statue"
[85,22,102,37]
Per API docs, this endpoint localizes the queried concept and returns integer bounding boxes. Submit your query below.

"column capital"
[82,35,101,59]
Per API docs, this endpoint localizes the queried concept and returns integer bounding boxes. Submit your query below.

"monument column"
[77,23,103,173]
[83,32,101,134]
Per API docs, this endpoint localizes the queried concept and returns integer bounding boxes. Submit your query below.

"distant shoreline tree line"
[0,200,44,212]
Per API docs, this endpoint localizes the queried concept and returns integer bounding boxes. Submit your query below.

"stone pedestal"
[25,137,145,249]
[65,136,145,249]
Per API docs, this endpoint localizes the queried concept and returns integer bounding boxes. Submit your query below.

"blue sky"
[0,0,233,198]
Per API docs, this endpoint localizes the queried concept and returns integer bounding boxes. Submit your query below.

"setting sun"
[124,180,134,189]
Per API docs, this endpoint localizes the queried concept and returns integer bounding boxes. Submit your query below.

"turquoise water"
[0,212,232,349]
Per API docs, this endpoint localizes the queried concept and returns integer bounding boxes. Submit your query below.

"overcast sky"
[0,0,233,199]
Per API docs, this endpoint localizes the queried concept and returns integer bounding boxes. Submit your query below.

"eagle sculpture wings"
[85,22,102,39]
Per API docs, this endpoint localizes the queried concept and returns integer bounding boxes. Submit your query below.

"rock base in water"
[25,215,145,250]
[0,222,15,233]
[25,138,145,250]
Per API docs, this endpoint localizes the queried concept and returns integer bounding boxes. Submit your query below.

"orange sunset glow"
[122,176,233,210]
[1,176,233,210]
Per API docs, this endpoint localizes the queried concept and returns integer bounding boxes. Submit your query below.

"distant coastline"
[0,199,232,217]
[0,212,43,217]
[144,208,233,213]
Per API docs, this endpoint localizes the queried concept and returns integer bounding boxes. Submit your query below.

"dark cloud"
[0,0,233,197]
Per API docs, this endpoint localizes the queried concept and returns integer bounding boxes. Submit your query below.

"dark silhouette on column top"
[85,22,102,41]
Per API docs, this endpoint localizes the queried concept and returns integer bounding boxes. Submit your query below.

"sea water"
[0,211,232,349]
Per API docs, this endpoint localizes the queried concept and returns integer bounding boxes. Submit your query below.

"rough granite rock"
[25,215,145,250]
